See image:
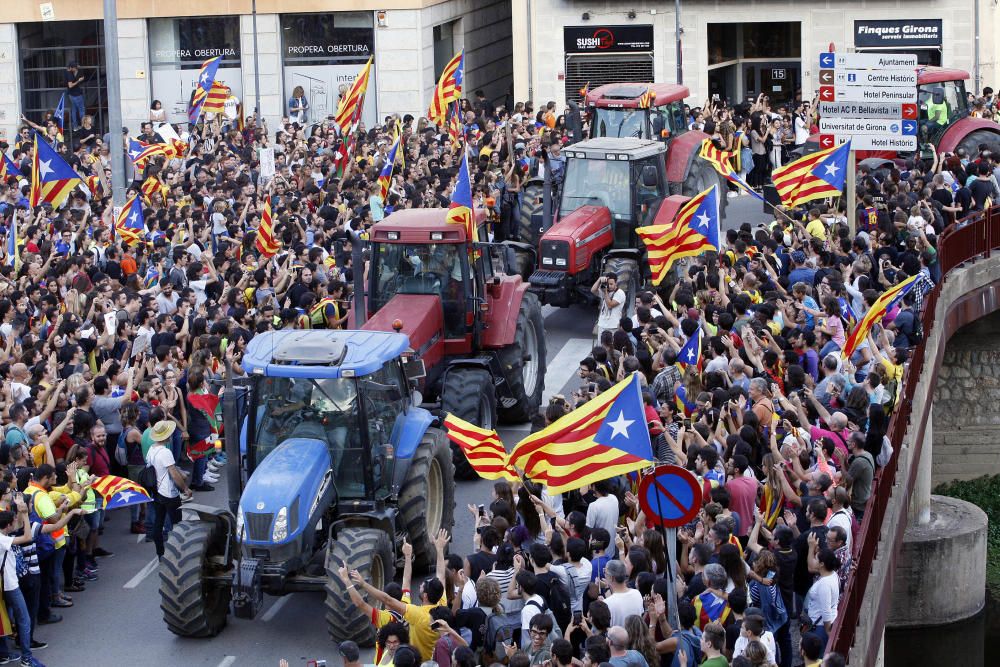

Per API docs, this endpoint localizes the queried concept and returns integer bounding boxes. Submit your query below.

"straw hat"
[150,420,177,442]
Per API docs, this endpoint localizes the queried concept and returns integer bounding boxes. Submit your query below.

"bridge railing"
[828,205,1000,662]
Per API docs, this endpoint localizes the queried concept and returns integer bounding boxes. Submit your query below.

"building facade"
[0,0,513,141]
[512,0,998,111]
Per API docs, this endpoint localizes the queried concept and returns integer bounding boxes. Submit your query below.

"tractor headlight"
[236,507,245,538]
[272,506,288,542]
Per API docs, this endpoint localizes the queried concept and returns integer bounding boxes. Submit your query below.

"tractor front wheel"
[497,292,547,424]
[682,155,729,219]
[517,179,545,246]
[399,427,456,570]
[955,129,1000,162]
[159,521,232,637]
[441,367,498,479]
[325,527,395,646]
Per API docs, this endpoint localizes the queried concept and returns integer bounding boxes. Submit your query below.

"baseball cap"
[338,641,360,662]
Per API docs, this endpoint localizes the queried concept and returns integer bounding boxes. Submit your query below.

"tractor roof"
[564,137,666,160]
[369,208,487,244]
[242,330,409,378]
[917,67,970,85]
[586,82,690,108]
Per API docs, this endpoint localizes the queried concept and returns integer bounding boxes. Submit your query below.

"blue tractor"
[158,329,455,645]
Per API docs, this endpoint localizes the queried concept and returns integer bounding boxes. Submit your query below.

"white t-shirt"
[605,588,644,627]
[734,631,777,663]
[586,495,621,558]
[156,291,180,315]
[0,533,20,591]
[805,572,840,625]
[827,508,853,552]
[148,445,179,498]
[567,559,593,612]
[597,288,626,331]
[190,279,209,308]
[794,115,810,144]
[520,593,545,647]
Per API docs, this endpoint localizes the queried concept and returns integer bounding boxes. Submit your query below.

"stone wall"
[932,310,1000,485]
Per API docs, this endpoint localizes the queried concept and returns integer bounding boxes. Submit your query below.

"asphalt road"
[36,194,770,667]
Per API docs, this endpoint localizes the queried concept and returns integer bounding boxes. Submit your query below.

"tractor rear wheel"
[497,292,546,423]
[955,130,1000,161]
[325,527,394,646]
[441,367,498,479]
[159,521,232,637]
[399,427,456,570]
[682,156,729,219]
[517,178,545,246]
[604,256,640,321]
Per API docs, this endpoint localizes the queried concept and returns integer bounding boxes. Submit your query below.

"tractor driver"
[922,87,950,132]
[425,244,465,337]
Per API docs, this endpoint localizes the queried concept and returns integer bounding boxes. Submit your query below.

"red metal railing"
[828,206,1000,662]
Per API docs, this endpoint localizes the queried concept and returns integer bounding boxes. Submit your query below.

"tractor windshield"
[918,80,969,136]
[592,108,646,139]
[370,242,467,337]
[560,158,632,220]
[253,376,365,492]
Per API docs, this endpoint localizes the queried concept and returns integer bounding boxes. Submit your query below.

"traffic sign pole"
[665,526,680,632]
[847,150,856,236]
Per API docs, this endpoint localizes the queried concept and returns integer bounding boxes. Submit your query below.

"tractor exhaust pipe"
[541,147,553,231]
[352,233,367,326]
[567,101,583,145]
[222,358,241,516]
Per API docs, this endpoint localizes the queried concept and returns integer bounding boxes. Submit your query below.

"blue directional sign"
[819,52,835,68]
[901,120,917,135]
[637,465,702,528]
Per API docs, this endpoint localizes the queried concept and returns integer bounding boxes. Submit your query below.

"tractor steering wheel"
[413,271,443,292]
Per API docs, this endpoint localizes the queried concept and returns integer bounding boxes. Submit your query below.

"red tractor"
[510,83,726,316]
[359,211,546,478]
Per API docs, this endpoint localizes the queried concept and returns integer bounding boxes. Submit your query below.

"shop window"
[708,24,738,65]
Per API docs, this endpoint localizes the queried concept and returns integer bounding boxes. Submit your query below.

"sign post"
[817,51,919,234]
[638,465,702,633]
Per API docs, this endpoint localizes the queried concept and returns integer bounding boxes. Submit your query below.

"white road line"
[215,657,237,667]
[541,305,559,319]
[124,557,160,589]
[543,337,594,403]
[136,534,145,544]
[261,595,292,622]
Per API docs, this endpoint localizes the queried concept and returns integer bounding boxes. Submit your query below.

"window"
[561,158,631,220]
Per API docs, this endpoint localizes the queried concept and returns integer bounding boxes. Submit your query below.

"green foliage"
[935,475,1000,593]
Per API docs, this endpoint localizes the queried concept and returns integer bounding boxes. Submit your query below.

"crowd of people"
[0,62,996,666]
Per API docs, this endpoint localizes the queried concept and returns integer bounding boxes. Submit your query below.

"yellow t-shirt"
[806,218,827,240]
[880,358,903,383]
[402,594,446,660]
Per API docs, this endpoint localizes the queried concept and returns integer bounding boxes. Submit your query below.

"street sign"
[819,52,918,69]
[833,70,917,87]
[819,70,834,85]
[819,118,917,136]
[637,464,702,528]
[820,85,918,104]
[819,102,917,120]
[820,134,918,151]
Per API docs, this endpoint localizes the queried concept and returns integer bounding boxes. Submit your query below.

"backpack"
[876,434,894,468]
[139,449,160,496]
[524,599,564,642]
[670,628,703,667]
[114,429,129,467]
[539,571,573,631]
[757,581,789,634]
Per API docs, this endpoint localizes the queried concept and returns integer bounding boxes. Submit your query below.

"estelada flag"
[445,147,477,242]
[334,56,373,134]
[443,414,518,483]
[841,273,919,360]
[771,139,851,209]
[255,197,280,259]
[636,185,720,286]
[678,333,703,372]
[202,81,230,115]
[30,133,82,209]
[699,138,764,201]
[91,475,151,510]
[428,50,464,126]
[508,373,654,493]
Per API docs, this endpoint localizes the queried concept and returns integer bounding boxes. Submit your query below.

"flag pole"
[102,0,126,207]
[846,148,856,236]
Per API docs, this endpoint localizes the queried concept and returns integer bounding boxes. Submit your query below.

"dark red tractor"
[359,211,546,478]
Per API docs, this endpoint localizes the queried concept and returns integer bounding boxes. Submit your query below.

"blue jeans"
[69,94,85,128]
[19,573,40,643]
[4,588,33,659]
[191,456,208,487]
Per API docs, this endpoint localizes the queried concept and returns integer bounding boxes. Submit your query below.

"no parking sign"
[637,464,702,528]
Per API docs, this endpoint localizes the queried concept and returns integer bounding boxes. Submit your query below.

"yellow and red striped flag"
[334,56,374,133]
[30,133,82,209]
[636,185,721,285]
[255,197,280,259]
[579,81,590,100]
[140,175,168,205]
[841,274,919,360]
[428,50,464,126]
[509,373,653,493]
[201,81,230,115]
[443,414,518,482]
[447,102,463,151]
[637,85,656,109]
[92,475,151,510]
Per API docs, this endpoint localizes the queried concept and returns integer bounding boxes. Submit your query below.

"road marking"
[541,305,559,319]
[261,595,292,622]
[215,657,237,667]
[136,534,145,544]
[124,557,160,589]
[543,337,594,403]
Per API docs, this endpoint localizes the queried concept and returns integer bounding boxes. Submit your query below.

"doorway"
[743,63,800,106]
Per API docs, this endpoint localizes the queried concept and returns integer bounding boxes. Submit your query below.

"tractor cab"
[585,82,690,142]
[917,69,971,147]
[558,138,668,249]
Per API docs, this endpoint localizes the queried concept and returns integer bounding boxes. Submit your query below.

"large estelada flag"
[699,138,763,201]
[189,56,222,124]
[445,147,477,242]
[114,194,146,246]
[92,475,151,510]
[30,133,82,209]
[443,414,518,482]
[636,185,720,285]
[771,139,851,209]
[428,50,464,126]
[508,373,654,493]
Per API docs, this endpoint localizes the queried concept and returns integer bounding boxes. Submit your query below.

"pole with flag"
[7,208,17,270]
[30,132,83,209]
[53,94,66,134]
[636,185,720,285]
[189,56,223,126]
[428,50,464,127]
[446,143,477,243]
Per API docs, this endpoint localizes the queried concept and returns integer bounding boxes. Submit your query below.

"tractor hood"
[542,206,613,274]
[239,438,331,545]
[363,294,444,361]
